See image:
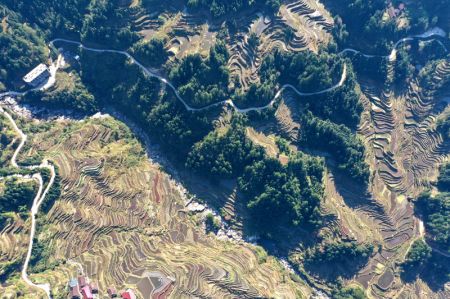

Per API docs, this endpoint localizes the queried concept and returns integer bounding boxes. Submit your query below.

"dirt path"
[0,107,55,298]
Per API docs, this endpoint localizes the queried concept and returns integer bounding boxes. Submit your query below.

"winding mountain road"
[48,27,445,113]
[0,107,54,298]
[48,38,349,113]
[339,27,447,62]
[0,27,446,298]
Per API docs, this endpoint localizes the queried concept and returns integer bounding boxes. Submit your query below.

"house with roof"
[108,287,118,298]
[121,289,136,299]
[22,63,50,87]
[81,285,93,299]
[90,282,99,294]
[70,286,81,299]
[78,275,87,288]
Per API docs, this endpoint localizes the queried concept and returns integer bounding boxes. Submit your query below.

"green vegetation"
[0,178,36,211]
[29,222,60,274]
[414,162,449,252]
[400,238,450,288]
[0,259,21,283]
[254,245,268,264]
[392,47,414,85]
[169,41,230,108]
[0,5,47,86]
[402,239,432,272]
[239,152,324,236]
[186,116,264,179]
[0,115,15,167]
[437,112,450,141]
[300,112,369,184]
[304,240,374,279]
[325,0,448,52]
[81,0,138,49]
[80,50,212,158]
[186,0,281,18]
[332,285,366,299]
[24,74,97,114]
[3,0,90,37]
[437,163,450,192]
[41,166,61,213]
[239,49,363,127]
[415,192,449,251]
[205,212,221,234]
[0,178,37,227]
[130,38,169,68]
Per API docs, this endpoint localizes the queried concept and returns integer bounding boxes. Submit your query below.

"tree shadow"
[400,253,450,292]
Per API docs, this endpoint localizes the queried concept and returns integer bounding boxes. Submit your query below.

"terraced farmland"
[1,115,310,298]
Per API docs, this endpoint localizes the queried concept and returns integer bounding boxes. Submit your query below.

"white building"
[23,63,50,87]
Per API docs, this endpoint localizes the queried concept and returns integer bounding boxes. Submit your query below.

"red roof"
[121,292,132,299]
[121,290,136,299]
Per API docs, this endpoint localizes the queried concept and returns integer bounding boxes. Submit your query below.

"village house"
[108,287,118,298]
[81,285,94,299]
[121,289,137,299]
[22,63,50,87]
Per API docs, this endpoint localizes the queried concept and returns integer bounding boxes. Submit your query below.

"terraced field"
[227,0,333,90]
[1,1,449,298]
[129,0,332,91]
[265,42,450,298]
[1,115,311,298]
[354,57,450,297]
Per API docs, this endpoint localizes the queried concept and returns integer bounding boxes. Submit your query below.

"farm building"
[22,63,50,87]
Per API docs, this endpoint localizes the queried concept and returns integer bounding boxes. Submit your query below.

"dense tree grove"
[3,0,90,37]
[186,116,265,179]
[332,285,366,299]
[392,47,414,86]
[239,152,324,236]
[187,116,326,236]
[169,41,230,108]
[0,6,47,86]
[324,0,449,52]
[437,115,450,140]
[400,238,450,287]
[249,49,363,127]
[0,179,36,211]
[80,50,212,157]
[300,112,369,183]
[437,163,450,192]
[401,239,432,272]
[304,240,374,279]
[186,0,281,18]
[130,38,169,68]
[415,192,449,251]
[81,0,138,49]
[0,178,37,227]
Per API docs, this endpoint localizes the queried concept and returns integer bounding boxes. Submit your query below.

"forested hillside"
[0,0,449,298]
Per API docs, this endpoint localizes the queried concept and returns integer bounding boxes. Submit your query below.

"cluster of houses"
[387,1,406,19]
[68,276,136,299]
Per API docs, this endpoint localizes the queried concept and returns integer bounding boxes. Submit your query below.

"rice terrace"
[0,0,449,298]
